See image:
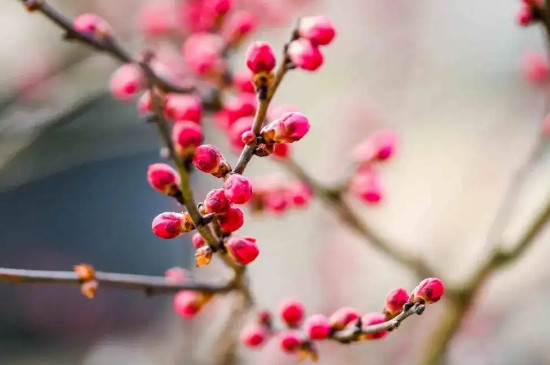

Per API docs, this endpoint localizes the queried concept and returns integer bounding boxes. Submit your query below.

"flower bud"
[195,245,213,267]
[165,267,187,283]
[360,313,388,340]
[137,91,153,115]
[225,94,257,126]
[233,69,255,93]
[246,41,276,74]
[278,330,304,353]
[225,236,259,265]
[164,94,202,123]
[73,13,111,37]
[137,1,177,37]
[152,212,194,239]
[172,121,204,158]
[304,314,331,340]
[224,174,253,204]
[240,324,269,348]
[521,51,549,84]
[193,144,231,177]
[278,298,305,326]
[205,0,232,17]
[288,181,312,207]
[288,39,323,71]
[182,32,226,76]
[271,143,292,160]
[147,163,181,195]
[383,288,409,319]
[204,189,231,214]
[191,233,206,249]
[329,307,360,331]
[350,167,383,204]
[516,6,534,26]
[411,278,445,304]
[298,16,336,46]
[109,64,144,100]
[241,130,257,145]
[229,116,254,150]
[173,290,211,319]
[217,205,244,232]
[261,112,310,144]
[256,310,272,327]
[353,131,398,163]
[223,10,257,44]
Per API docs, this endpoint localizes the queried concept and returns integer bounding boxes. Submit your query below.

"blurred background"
[2,0,550,364]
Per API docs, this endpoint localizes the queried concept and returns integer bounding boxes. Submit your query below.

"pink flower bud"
[204,188,231,214]
[165,267,187,283]
[147,163,181,195]
[521,51,549,84]
[73,14,111,37]
[516,6,534,26]
[138,1,177,37]
[233,69,255,93]
[411,277,445,304]
[278,330,304,353]
[173,290,211,319]
[246,41,276,74]
[278,298,305,326]
[218,205,244,232]
[261,112,310,144]
[152,212,193,239]
[223,10,257,44]
[182,32,226,76]
[353,131,398,163]
[229,116,254,151]
[225,236,259,265]
[329,307,360,331]
[271,143,292,160]
[304,314,331,340]
[384,288,410,318]
[241,130,257,145]
[288,182,312,207]
[193,144,231,177]
[172,121,204,158]
[191,233,206,249]
[361,313,388,340]
[240,324,269,348]
[298,16,336,46]
[109,64,144,101]
[164,94,202,123]
[264,191,290,214]
[226,94,257,126]
[137,91,153,114]
[288,39,323,71]
[350,167,383,204]
[224,174,253,204]
[204,0,232,17]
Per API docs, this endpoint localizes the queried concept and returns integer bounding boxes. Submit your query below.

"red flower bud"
[173,290,211,319]
[304,314,331,340]
[278,298,305,326]
[233,69,255,93]
[411,278,445,304]
[350,167,383,204]
[229,116,254,151]
[298,16,336,46]
[205,0,232,17]
[353,131,398,163]
[191,233,206,249]
[241,130,257,145]
[246,41,276,74]
[521,51,549,84]
[217,205,244,232]
[147,163,181,195]
[361,313,388,340]
[224,174,253,204]
[225,94,257,127]
[73,13,111,37]
[164,94,202,123]
[109,64,144,101]
[152,212,193,239]
[261,112,310,143]
[288,181,312,207]
[240,324,269,348]
[204,189,231,214]
[278,330,304,353]
[193,144,231,177]
[172,121,204,158]
[516,6,534,26]
[288,39,323,71]
[329,307,360,331]
[271,143,292,160]
[383,288,409,319]
[222,10,257,44]
[225,236,259,265]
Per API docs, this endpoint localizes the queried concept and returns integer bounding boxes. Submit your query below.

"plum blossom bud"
[353,131,398,163]
[195,245,213,267]
[261,112,310,144]
[521,52,549,84]
[109,64,144,100]
[182,33,226,76]
[226,93,257,126]
[223,10,257,44]
[172,121,204,158]
[191,233,206,249]
[360,313,388,340]
[193,145,231,177]
[233,69,255,93]
[271,143,292,160]
[278,330,304,353]
[218,205,244,232]
[304,314,331,340]
[246,42,276,74]
[329,307,360,331]
[288,39,323,71]
[516,6,534,26]
[225,236,259,265]
[164,94,202,123]
[173,290,212,319]
[229,117,254,151]
[411,278,445,304]
[241,130,257,145]
[204,189,231,214]
[147,163,181,196]
[224,174,253,204]
[240,324,269,348]
[278,298,305,326]
[165,267,187,283]
[350,167,383,204]
[137,91,153,114]
[383,288,409,319]
[138,1,177,37]
[152,212,194,239]
[73,14,111,37]
[298,16,336,46]
[288,182,312,207]
[205,0,232,17]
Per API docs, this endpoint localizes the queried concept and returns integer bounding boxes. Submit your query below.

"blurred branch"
[0,267,233,295]
[18,0,193,94]
[283,158,436,279]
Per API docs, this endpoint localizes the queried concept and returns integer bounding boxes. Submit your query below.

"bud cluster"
[248,176,313,215]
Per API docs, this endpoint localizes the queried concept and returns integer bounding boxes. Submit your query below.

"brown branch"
[19,0,194,94]
[0,268,233,295]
